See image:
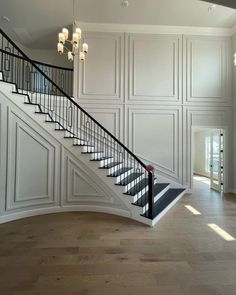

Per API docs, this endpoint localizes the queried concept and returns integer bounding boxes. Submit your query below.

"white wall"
[193,131,209,177]
[74,30,233,192]
[16,42,72,68]
[232,33,236,193]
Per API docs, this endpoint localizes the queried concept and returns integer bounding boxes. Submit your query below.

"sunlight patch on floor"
[208,224,235,241]
[184,205,201,215]
[193,175,210,185]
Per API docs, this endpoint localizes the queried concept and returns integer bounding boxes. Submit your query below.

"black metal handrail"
[0,28,154,219]
[0,47,73,96]
[0,48,73,71]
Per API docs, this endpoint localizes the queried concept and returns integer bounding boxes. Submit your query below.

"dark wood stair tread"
[125,178,149,196]
[134,183,169,207]
[73,144,94,147]
[117,172,143,186]
[90,157,113,162]
[64,136,83,140]
[100,162,123,169]
[143,188,185,219]
[108,167,132,177]
[82,151,103,154]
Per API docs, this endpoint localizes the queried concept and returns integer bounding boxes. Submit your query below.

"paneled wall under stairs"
[74,31,233,192]
[0,90,130,223]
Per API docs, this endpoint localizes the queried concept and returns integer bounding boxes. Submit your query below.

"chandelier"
[57,0,88,62]
[57,27,88,62]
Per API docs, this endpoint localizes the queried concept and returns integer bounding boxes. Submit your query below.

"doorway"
[193,127,224,193]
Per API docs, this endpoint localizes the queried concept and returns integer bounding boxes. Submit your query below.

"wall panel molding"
[61,148,116,206]
[79,104,124,141]
[76,32,124,103]
[126,105,182,182]
[5,107,60,211]
[127,34,182,103]
[0,100,7,214]
[184,35,231,105]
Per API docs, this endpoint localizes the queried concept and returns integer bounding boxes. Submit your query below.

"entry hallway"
[0,181,236,295]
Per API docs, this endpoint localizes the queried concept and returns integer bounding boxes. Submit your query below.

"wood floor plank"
[0,179,236,294]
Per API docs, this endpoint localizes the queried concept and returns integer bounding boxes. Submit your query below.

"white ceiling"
[0,0,236,49]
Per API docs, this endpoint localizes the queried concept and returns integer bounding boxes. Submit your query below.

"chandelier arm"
[63,45,72,52]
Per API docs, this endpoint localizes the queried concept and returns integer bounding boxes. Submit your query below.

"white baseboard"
[229,188,236,195]
[0,205,131,225]
[184,188,192,194]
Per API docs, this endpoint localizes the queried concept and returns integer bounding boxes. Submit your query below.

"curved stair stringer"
[0,81,153,226]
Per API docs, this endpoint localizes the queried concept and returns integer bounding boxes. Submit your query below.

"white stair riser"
[115,169,134,183]
[124,175,145,192]
[82,146,98,153]
[90,152,104,160]
[74,139,87,146]
[64,131,75,138]
[99,158,114,167]
[108,163,124,175]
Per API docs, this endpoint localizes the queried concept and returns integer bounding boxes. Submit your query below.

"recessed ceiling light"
[1,16,10,22]
[121,0,129,8]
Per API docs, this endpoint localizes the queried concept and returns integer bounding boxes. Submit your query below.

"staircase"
[0,28,185,226]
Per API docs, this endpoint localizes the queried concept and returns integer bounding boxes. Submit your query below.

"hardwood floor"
[0,180,236,295]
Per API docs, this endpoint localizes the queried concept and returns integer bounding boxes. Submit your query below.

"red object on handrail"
[146,165,155,173]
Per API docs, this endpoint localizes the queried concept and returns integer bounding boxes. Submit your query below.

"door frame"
[191,126,229,193]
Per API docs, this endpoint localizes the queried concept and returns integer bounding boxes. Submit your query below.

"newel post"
[147,165,155,219]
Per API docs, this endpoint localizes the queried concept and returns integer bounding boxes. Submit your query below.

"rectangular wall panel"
[127,105,182,181]
[76,32,124,103]
[184,36,231,105]
[128,34,182,103]
[80,104,124,141]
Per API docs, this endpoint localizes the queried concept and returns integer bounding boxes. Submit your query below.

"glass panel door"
[210,130,223,192]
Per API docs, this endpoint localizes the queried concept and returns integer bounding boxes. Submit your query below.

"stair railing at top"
[0,47,73,97]
[0,28,155,219]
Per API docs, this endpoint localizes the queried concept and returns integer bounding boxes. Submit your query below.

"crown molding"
[76,21,236,37]
[231,24,236,36]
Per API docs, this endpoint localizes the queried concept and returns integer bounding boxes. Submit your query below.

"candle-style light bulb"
[57,42,64,54]
[58,33,65,44]
[68,51,74,62]
[72,33,79,45]
[62,28,69,40]
[80,51,85,61]
[75,28,81,39]
[82,43,88,54]
[73,42,79,49]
